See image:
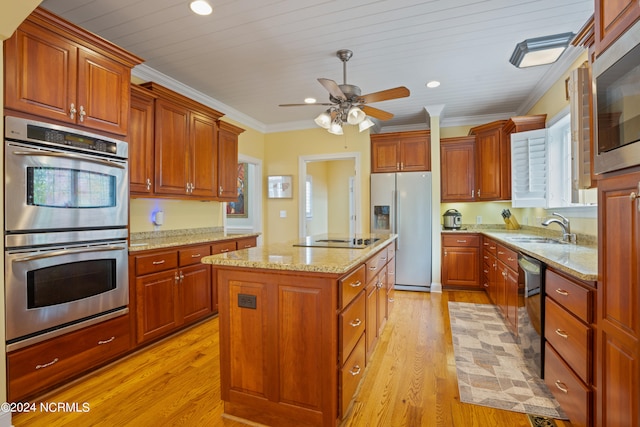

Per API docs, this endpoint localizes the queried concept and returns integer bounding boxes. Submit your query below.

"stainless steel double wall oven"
[4,116,129,351]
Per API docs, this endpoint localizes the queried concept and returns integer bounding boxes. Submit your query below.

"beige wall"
[305,162,328,235]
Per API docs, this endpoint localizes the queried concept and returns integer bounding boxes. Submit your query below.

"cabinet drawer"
[545,297,591,383]
[340,264,365,309]
[8,315,130,401]
[135,250,178,275]
[365,249,387,283]
[443,234,479,247]
[546,269,592,323]
[340,292,366,365]
[545,343,591,427]
[211,240,237,255]
[496,244,518,271]
[179,244,211,266]
[235,236,257,250]
[340,334,366,418]
[387,243,396,261]
[482,237,497,254]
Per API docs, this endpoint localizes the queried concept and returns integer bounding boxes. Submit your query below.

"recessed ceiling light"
[304,97,317,104]
[426,81,440,88]
[190,0,213,16]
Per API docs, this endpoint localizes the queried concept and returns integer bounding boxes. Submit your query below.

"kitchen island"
[201,234,397,427]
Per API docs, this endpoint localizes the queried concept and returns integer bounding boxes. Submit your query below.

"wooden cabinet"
[594,0,640,56]
[7,314,131,401]
[3,7,142,136]
[139,82,226,200]
[496,244,520,334]
[544,268,595,427]
[217,121,245,200]
[129,85,156,195]
[596,170,640,427]
[441,136,476,202]
[364,247,391,357]
[370,130,431,173]
[133,244,212,344]
[441,234,480,288]
[481,237,498,304]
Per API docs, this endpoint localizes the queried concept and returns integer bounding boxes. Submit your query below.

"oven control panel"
[27,125,117,154]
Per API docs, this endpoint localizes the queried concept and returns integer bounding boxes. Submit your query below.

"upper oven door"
[4,140,128,232]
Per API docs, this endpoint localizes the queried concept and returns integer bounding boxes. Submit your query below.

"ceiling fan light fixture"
[346,106,366,125]
[359,118,375,132]
[328,119,344,135]
[509,32,574,68]
[314,111,332,129]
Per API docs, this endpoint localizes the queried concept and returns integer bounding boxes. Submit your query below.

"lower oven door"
[5,239,128,350]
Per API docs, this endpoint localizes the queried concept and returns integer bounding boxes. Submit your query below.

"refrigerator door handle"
[394,189,399,250]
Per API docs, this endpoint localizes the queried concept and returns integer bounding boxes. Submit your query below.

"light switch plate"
[280,210,287,218]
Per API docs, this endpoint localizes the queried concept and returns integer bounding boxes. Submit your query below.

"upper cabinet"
[594,0,640,56]
[371,130,431,173]
[4,7,143,136]
[217,121,245,201]
[441,136,475,202]
[129,85,156,195]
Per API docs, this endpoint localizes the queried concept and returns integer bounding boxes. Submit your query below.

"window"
[305,175,313,218]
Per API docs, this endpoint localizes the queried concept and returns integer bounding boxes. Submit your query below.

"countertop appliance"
[518,253,546,378]
[593,18,640,174]
[371,172,432,291]
[4,116,129,351]
[443,209,462,230]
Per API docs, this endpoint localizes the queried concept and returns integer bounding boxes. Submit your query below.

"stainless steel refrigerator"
[371,172,432,291]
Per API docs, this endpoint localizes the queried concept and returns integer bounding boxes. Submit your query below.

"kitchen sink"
[508,236,563,244]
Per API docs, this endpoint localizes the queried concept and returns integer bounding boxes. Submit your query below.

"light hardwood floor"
[12,290,572,427]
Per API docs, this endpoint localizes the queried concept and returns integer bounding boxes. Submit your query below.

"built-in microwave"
[593,18,640,174]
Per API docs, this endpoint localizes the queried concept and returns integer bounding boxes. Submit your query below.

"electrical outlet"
[476,216,482,224]
[238,294,257,309]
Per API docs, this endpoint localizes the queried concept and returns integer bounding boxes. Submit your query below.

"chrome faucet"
[542,213,576,243]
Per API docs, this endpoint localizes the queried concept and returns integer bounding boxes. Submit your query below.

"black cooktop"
[293,236,380,249]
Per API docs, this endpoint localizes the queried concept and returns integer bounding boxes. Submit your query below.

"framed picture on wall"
[227,163,248,218]
[268,175,293,198]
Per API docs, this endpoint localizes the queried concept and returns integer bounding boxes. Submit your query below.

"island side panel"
[217,267,339,427]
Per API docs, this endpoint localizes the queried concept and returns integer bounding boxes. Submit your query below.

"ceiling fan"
[279,49,410,134]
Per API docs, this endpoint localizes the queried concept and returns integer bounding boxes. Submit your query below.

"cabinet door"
[217,126,239,200]
[597,171,640,427]
[4,21,78,125]
[365,283,378,357]
[154,99,190,196]
[505,267,519,334]
[180,263,212,325]
[136,270,179,343]
[129,86,155,194]
[442,246,480,287]
[595,0,640,55]
[377,266,388,335]
[76,47,130,135]
[399,136,430,171]
[189,112,218,198]
[371,139,399,173]
[441,138,475,201]
[475,128,503,200]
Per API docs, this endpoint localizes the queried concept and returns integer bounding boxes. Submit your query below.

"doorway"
[225,154,263,244]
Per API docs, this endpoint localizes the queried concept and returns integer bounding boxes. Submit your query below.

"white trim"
[298,152,361,238]
[0,411,11,427]
[225,154,264,245]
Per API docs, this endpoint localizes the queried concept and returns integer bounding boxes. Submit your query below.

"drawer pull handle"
[152,260,166,265]
[380,257,387,261]
[555,288,569,296]
[243,245,252,248]
[484,255,489,259]
[369,266,377,270]
[221,249,229,253]
[388,298,395,302]
[98,336,115,345]
[490,246,496,250]
[350,280,362,288]
[36,358,59,370]
[191,253,202,258]
[555,329,569,339]
[349,319,362,327]
[456,240,467,243]
[555,380,568,394]
[498,251,505,255]
[349,365,362,376]
[507,257,515,261]
[483,269,489,274]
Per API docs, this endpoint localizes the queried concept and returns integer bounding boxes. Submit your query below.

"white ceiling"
[40,0,594,133]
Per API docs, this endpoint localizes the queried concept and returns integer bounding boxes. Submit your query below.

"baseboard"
[0,410,12,427]
[430,282,443,293]
[394,285,430,292]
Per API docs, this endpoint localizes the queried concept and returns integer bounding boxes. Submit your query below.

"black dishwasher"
[517,253,545,378]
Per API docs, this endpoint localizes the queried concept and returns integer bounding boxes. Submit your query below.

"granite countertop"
[201,233,397,275]
[129,227,261,252]
[442,226,597,282]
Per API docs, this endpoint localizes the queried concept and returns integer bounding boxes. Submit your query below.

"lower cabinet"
[442,233,480,288]
[7,314,131,401]
[496,244,520,334]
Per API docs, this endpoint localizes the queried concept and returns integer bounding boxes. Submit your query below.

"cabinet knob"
[349,365,362,376]
[219,186,223,195]
[349,318,362,327]
[79,105,86,122]
[631,192,638,201]
[146,178,152,190]
[69,103,77,120]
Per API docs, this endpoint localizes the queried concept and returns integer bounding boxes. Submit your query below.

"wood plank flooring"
[11,290,572,427]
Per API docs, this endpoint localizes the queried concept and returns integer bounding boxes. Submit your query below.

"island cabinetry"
[129,84,156,195]
[217,121,245,200]
[594,0,640,56]
[441,234,480,289]
[132,244,212,344]
[365,247,390,357]
[7,314,130,401]
[386,244,396,314]
[139,82,225,199]
[481,237,498,304]
[440,136,476,202]
[596,169,640,427]
[544,268,595,427]
[4,7,142,136]
[371,130,431,173]
[210,240,240,313]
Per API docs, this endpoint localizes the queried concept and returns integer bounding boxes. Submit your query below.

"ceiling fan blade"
[279,103,334,107]
[318,78,346,101]
[358,86,410,104]
[361,105,394,121]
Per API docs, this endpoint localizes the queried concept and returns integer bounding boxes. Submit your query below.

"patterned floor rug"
[448,301,567,420]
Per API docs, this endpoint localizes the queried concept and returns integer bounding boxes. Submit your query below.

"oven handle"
[12,151,126,170]
[12,246,127,262]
